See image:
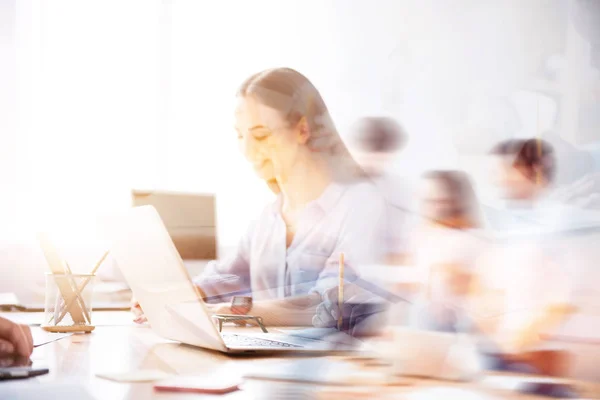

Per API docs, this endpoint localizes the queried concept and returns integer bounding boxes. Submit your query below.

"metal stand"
[212,314,268,333]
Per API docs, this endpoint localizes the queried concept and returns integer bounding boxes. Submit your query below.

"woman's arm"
[209,293,321,327]
[194,256,251,304]
[310,188,389,329]
[130,221,255,323]
[193,221,256,303]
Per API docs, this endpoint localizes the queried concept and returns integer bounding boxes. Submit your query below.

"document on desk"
[96,369,172,382]
[244,358,396,386]
[32,327,72,347]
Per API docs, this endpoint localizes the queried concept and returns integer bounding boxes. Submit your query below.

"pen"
[337,252,344,331]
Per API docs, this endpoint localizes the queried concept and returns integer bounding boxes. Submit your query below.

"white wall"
[0,0,18,239]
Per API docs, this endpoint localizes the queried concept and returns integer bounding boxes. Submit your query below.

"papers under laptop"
[105,205,362,354]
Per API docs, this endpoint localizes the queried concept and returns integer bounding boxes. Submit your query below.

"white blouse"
[194,182,388,302]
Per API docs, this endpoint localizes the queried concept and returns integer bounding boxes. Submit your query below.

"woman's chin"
[254,170,273,181]
[254,166,275,181]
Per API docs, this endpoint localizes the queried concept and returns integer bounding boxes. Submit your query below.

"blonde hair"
[237,68,365,193]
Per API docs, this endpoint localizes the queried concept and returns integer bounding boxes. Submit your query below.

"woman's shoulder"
[340,180,386,204]
[336,181,387,220]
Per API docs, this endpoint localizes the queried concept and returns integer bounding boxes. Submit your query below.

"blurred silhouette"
[349,117,407,177]
[478,138,576,376]
[408,171,487,333]
[490,138,556,203]
[348,117,415,264]
[483,138,561,232]
[420,170,482,230]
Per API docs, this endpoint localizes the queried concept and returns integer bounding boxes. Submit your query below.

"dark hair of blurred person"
[490,138,556,201]
[421,170,481,230]
[349,117,407,177]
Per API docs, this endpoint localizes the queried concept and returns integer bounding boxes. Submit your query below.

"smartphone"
[0,356,49,380]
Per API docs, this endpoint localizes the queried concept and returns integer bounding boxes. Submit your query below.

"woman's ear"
[295,116,311,145]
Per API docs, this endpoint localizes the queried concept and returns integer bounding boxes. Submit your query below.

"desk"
[1,312,599,399]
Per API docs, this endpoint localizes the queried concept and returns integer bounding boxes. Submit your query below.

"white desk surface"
[0,311,598,400]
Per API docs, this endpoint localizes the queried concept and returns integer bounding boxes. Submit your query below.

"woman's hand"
[312,284,388,335]
[130,297,147,324]
[0,317,33,358]
[205,303,233,315]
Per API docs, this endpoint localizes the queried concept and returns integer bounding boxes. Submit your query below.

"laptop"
[104,205,359,354]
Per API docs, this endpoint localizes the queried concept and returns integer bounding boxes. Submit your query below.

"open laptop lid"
[103,205,226,352]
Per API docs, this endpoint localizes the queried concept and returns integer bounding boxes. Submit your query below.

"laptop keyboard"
[222,333,302,349]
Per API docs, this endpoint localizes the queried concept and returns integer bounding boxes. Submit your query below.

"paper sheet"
[32,327,72,347]
[96,369,172,382]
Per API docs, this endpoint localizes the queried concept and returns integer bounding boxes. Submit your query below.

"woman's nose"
[239,134,256,160]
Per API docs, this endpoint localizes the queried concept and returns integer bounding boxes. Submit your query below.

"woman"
[408,170,487,332]
[133,68,387,327]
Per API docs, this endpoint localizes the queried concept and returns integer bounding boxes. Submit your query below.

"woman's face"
[491,155,537,200]
[420,178,460,223]
[234,96,307,182]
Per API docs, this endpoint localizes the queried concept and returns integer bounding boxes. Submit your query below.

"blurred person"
[483,138,561,232]
[0,316,33,358]
[348,117,414,264]
[349,117,407,178]
[419,170,481,230]
[476,138,575,375]
[490,138,556,205]
[407,170,488,333]
[488,137,600,228]
[133,68,388,328]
